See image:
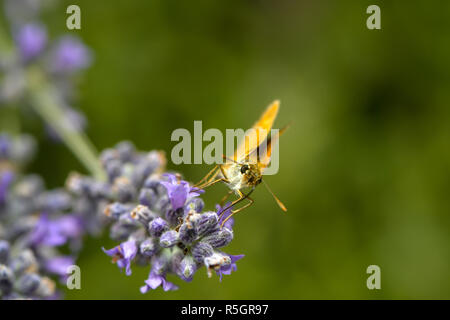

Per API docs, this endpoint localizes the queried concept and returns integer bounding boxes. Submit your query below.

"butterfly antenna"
[277,122,292,137]
[262,180,287,212]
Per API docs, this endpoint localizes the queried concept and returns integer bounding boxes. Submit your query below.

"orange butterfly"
[195,100,289,227]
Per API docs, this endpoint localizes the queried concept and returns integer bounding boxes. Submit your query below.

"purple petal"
[50,36,92,73]
[29,213,66,246]
[162,173,177,184]
[55,215,83,238]
[15,23,47,60]
[120,240,137,260]
[217,254,244,281]
[169,184,188,210]
[120,240,137,276]
[143,272,178,292]
[140,285,150,294]
[145,273,163,289]
[102,246,120,257]
[162,278,178,291]
[45,256,75,276]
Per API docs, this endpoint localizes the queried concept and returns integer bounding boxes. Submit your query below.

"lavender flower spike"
[0,132,89,299]
[93,142,244,292]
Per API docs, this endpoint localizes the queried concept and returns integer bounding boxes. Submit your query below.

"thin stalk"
[26,67,106,181]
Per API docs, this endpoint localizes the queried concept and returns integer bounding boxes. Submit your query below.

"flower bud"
[139,188,156,207]
[178,255,196,282]
[179,223,197,244]
[159,230,179,248]
[35,276,56,298]
[37,189,71,212]
[185,197,204,214]
[148,217,168,237]
[104,202,131,220]
[104,159,122,181]
[10,250,37,275]
[131,205,156,226]
[109,219,139,241]
[195,211,219,237]
[113,177,136,203]
[191,242,214,263]
[15,273,40,295]
[202,228,233,248]
[0,240,10,264]
[115,141,135,162]
[140,239,159,257]
[165,208,184,226]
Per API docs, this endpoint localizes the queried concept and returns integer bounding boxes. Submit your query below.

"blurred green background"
[3,0,450,299]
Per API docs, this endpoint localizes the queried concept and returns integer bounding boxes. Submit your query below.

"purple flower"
[15,23,47,60]
[102,239,137,276]
[29,213,83,247]
[45,256,75,277]
[216,254,244,281]
[140,271,178,293]
[160,174,203,211]
[50,36,92,73]
[216,203,234,230]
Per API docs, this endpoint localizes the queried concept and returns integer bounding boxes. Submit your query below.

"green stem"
[26,67,106,181]
[1,24,105,181]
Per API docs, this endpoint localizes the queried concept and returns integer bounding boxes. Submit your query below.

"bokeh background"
[2,0,450,299]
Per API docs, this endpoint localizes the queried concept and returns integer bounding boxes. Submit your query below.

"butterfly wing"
[255,123,290,172]
[233,100,280,163]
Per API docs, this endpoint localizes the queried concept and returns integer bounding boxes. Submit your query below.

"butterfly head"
[239,162,262,187]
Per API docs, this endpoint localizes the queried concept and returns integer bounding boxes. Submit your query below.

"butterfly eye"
[240,165,249,174]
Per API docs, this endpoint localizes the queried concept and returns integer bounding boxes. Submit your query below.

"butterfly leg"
[194,165,220,187]
[219,190,234,206]
[220,192,254,227]
[196,167,224,189]
[218,189,253,219]
[218,190,245,219]
[197,177,229,190]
